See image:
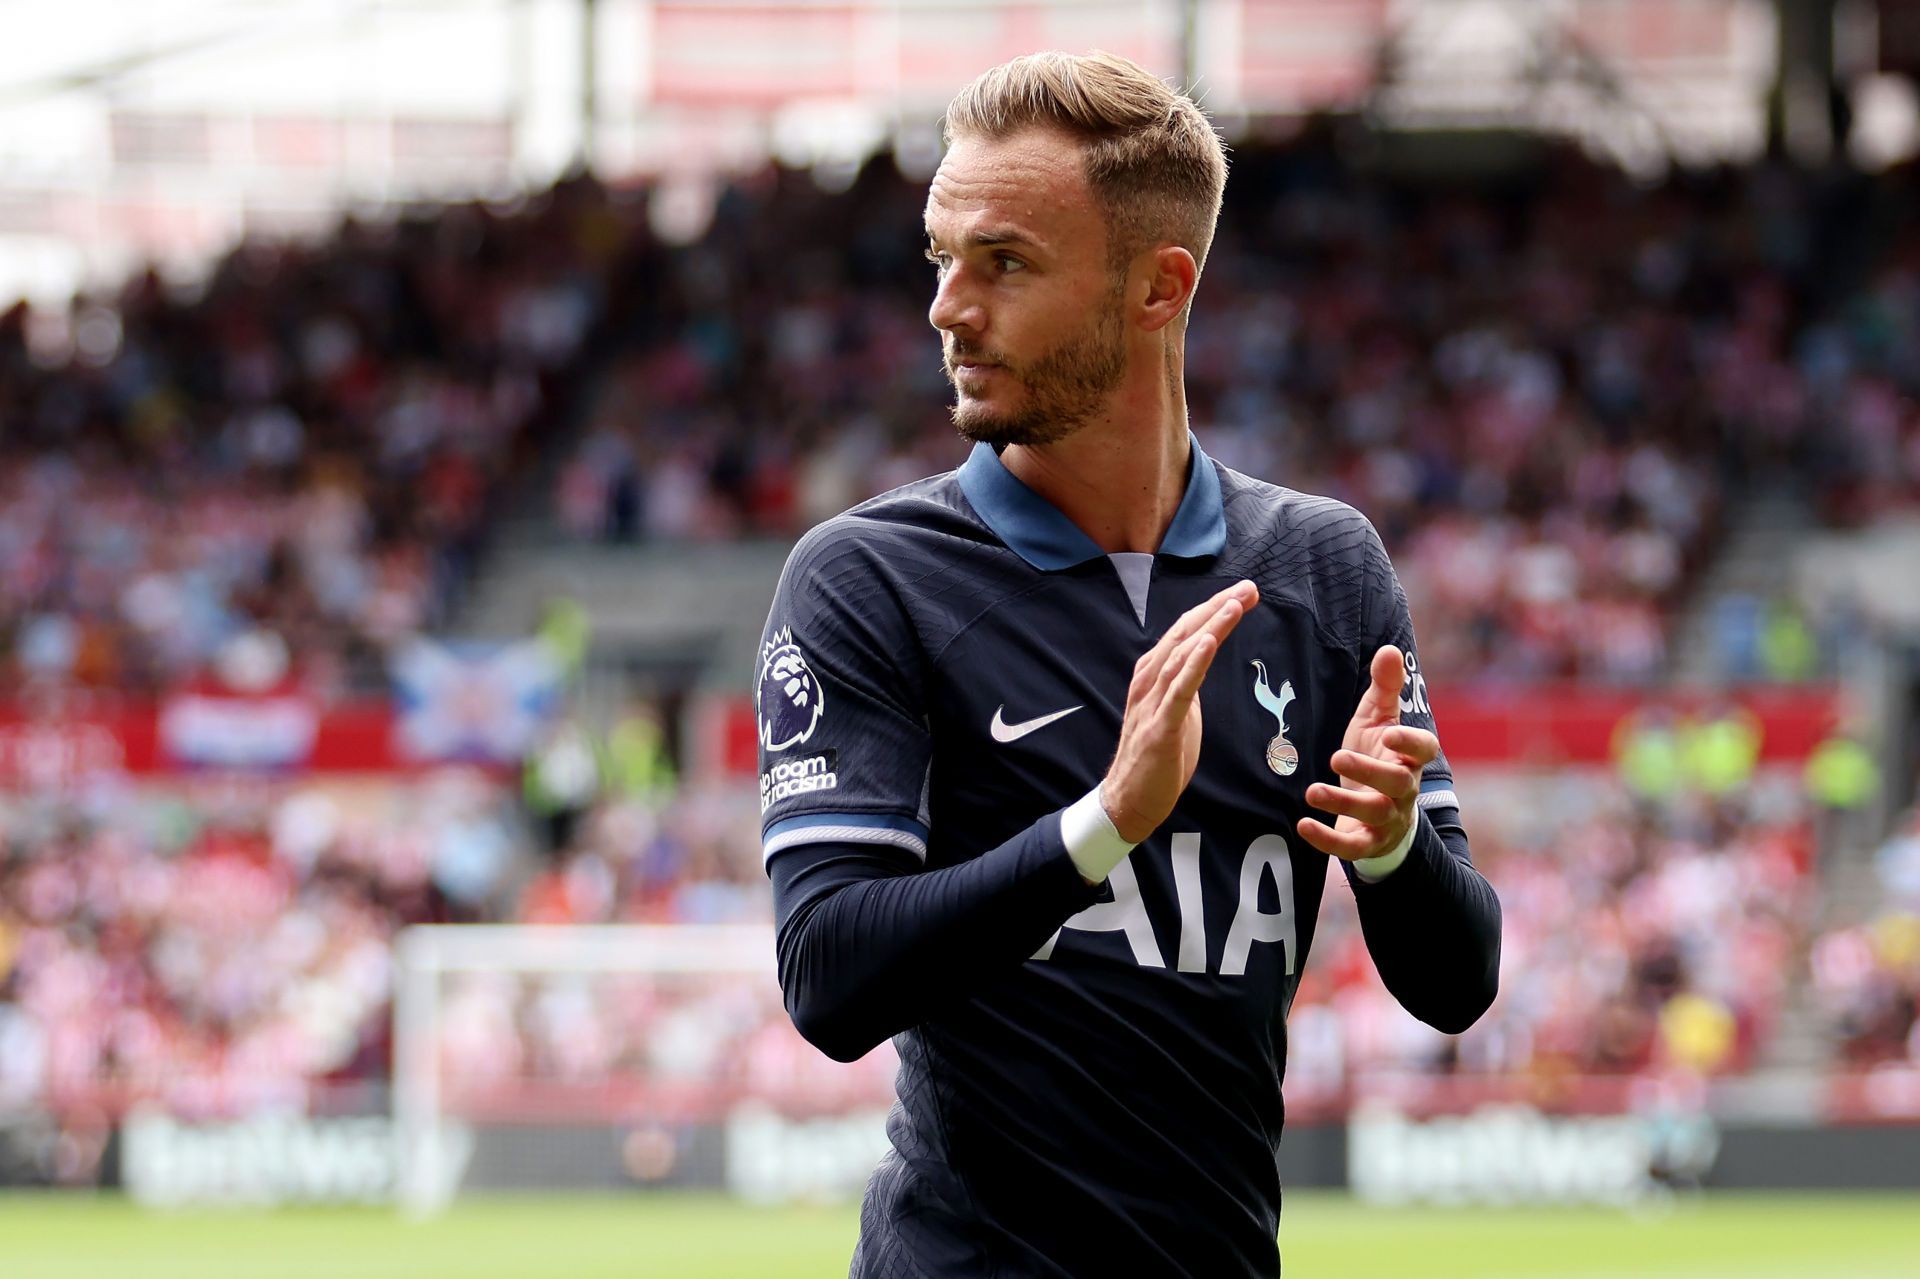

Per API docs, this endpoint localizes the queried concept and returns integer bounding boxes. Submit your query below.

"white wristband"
[1353,817,1419,883]
[1059,785,1137,883]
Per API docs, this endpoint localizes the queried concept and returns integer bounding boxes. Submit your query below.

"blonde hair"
[942,50,1229,276]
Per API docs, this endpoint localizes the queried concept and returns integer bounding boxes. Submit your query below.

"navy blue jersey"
[757,436,1494,1278]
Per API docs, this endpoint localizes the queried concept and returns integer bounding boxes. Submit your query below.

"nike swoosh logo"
[990,704,1082,743]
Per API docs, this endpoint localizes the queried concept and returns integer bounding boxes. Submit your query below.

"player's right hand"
[1101,580,1259,843]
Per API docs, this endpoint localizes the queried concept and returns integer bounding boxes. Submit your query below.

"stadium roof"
[3,0,1911,309]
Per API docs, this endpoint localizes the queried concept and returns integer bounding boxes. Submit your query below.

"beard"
[944,302,1127,447]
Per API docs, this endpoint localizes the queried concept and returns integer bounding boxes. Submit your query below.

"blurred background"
[1,1,1919,1276]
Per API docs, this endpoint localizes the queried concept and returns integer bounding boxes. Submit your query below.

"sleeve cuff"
[762,812,930,867]
[1352,817,1418,883]
[1059,784,1137,883]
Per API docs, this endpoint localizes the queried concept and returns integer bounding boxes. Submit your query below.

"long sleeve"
[770,814,1103,1063]
[1344,807,1501,1034]
[1335,513,1502,1034]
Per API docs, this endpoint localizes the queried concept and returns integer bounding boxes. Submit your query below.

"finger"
[1157,630,1219,724]
[1329,750,1418,801]
[1161,581,1259,652]
[1129,647,1165,703]
[1381,725,1439,766]
[1355,644,1406,724]
[1148,610,1227,708]
[1150,597,1246,708]
[1305,782,1398,825]
[1130,582,1254,701]
[1296,816,1393,861]
[1168,593,1257,707]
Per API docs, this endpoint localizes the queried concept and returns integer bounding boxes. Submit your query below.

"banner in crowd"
[0,682,1843,784]
[695,684,1846,779]
[158,687,321,770]
[0,640,562,782]
[390,638,563,765]
[0,708,149,789]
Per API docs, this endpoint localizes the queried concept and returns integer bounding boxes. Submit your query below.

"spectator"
[1814,806,1920,1065]
[0,177,644,697]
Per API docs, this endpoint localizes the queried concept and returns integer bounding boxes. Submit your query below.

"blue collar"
[956,432,1227,571]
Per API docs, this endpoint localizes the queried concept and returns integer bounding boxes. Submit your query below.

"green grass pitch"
[1,1192,1916,1278]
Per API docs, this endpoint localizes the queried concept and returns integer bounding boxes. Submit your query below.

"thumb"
[1359,645,1406,724]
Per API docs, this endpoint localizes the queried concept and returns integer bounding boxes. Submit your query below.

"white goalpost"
[392,923,897,1215]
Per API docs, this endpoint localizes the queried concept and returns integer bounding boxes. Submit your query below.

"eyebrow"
[925,225,1045,253]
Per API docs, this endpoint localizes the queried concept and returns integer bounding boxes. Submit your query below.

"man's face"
[924,128,1128,446]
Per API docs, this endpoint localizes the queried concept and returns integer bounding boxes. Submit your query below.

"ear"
[1134,245,1198,335]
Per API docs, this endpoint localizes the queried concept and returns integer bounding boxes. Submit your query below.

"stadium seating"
[1812,807,1920,1065]
[0,176,635,695]
[6,138,1920,1185]
[0,764,1821,1165]
[550,140,1920,680]
[1287,771,1815,1111]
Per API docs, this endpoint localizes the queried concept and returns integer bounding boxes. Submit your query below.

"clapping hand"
[1297,645,1436,862]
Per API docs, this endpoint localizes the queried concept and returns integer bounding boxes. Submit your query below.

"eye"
[924,248,951,273]
[995,253,1026,274]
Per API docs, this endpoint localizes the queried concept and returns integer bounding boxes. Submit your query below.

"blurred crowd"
[11,136,1920,691]
[1289,771,1815,1097]
[0,737,1886,1183]
[0,176,640,696]
[433,969,894,1127]
[0,747,770,1181]
[554,133,1920,682]
[1811,806,1920,1066]
[6,132,1920,1181]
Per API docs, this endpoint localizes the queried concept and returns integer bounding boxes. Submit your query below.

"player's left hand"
[1297,644,1437,862]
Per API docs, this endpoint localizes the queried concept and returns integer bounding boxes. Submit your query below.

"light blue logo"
[1251,660,1298,777]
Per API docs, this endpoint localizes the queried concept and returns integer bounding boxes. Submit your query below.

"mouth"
[951,362,1002,393]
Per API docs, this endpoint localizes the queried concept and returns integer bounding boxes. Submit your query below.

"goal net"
[391,924,896,1214]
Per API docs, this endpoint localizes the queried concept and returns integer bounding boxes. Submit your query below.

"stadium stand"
[1290,773,1815,1094]
[0,176,639,696]
[0,764,1825,1183]
[4,134,1920,1186]
[1812,805,1920,1066]
[550,136,1919,681]
[0,766,774,1183]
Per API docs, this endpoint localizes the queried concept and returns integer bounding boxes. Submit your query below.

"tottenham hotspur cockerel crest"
[758,627,825,753]
[1250,660,1298,776]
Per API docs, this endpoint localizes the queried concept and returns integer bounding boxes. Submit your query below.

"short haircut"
[942,50,1229,278]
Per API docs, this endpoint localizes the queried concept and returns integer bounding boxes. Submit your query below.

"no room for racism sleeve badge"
[757,627,825,753]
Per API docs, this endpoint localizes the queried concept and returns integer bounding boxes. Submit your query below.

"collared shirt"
[756,437,1471,1278]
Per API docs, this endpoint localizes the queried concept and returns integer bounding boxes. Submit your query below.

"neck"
[1000,362,1191,556]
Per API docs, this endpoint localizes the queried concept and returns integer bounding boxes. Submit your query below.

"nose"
[928,264,985,338]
